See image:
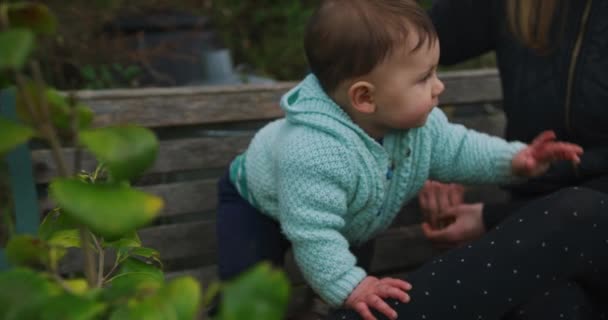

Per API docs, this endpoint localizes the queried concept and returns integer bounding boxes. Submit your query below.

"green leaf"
[103,258,164,302]
[0,72,11,89]
[45,89,94,130]
[108,276,201,320]
[39,209,81,248]
[108,295,176,320]
[161,277,201,320]
[79,126,159,181]
[0,268,60,320]
[118,247,162,268]
[105,231,141,249]
[49,178,163,240]
[105,231,162,267]
[48,246,68,272]
[219,263,290,320]
[64,279,89,295]
[0,29,34,70]
[202,281,221,309]
[123,65,141,79]
[106,231,143,265]
[80,65,97,82]
[40,293,106,320]
[6,3,57,35]
[16,84,94,131]
[39,210,81,270]
[0,116,34,154]
[111,258,164,285]
[5,234,48,268]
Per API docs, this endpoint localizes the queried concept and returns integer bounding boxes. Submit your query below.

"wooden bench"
[28,68,509,315]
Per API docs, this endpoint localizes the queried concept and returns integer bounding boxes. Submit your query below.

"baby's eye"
[420,72,433,82]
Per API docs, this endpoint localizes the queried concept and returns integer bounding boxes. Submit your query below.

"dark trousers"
[328,184,608,319]
[216,171,375,282]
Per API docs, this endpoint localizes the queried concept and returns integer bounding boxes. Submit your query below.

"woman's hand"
[419,181,485,247]
[421,202,485,248]
[418,180,465,229]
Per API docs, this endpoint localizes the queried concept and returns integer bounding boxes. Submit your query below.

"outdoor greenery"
[31,0,493,90]
[0,2,289,319]
[211,0,317,81]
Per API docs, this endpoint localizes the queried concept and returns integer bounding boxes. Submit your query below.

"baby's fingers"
[380,285,411,303]
[354,301,377,320]
[530,130,556,148]
[381,278,413,292]
[534,143,583,162]
[369,295,398,320]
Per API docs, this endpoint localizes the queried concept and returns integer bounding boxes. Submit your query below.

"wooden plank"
[146,181,502,219]
[40,179,219,218]
[371,225,439,273]
[147,222,434,273]
[69,69,500,129]
[33,72,504,184]
[139,221,215,262]
[31,111,507,185]
[61,219,433,275]
[32,135,251,183]
[438,69,502,105]
[139,222,432,271]
[141,180,217,216]
[78,84,294,128]
[60,220,214,273]
[166,265,218,288]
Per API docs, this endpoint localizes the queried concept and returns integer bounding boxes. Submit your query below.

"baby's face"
[369,34,444,132]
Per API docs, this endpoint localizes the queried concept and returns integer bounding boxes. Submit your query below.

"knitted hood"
[280,74,383,153]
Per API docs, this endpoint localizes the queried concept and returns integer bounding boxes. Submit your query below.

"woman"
[328,0,608,319]
[419,0,608,318]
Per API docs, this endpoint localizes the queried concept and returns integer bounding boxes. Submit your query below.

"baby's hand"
[345,276,412,320]
[512,130,583,177]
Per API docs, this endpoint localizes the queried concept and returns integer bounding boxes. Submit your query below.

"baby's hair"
[304,0,437,93]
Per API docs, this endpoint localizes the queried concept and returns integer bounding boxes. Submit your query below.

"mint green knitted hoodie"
[229,74,526,306]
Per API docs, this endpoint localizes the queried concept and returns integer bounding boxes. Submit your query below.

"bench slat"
[31,111,506,185]
[80,84,292,128]
[32,135,252,184]
[61,220,434,275]
[141,180,218,216]
[71,69,500,129]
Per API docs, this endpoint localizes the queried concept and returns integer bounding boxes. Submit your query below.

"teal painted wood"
[0,88,40,269]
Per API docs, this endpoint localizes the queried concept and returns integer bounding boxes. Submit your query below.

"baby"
[215,1,583,319]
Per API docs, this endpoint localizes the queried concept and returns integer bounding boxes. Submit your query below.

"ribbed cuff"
[493,141,527,183]
[321,266,367,307]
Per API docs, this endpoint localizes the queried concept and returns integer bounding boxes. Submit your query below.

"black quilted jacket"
[431,0,608,196]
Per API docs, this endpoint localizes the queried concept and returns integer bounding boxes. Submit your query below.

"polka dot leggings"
[327,186,608,320]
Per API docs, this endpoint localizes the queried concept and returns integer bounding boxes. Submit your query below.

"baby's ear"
[348,81,376,114]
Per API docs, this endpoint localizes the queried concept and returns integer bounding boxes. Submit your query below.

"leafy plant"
[80,64,142,90]
[211,0,318,81]
[0,2,290,319]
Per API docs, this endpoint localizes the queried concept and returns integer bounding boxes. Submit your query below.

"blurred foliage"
[1,2,290,319]
[29,0,492,89]
[80,64,142,90]
[210,0,317,81]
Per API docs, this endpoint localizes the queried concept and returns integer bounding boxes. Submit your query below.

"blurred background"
[34,0,495,90]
